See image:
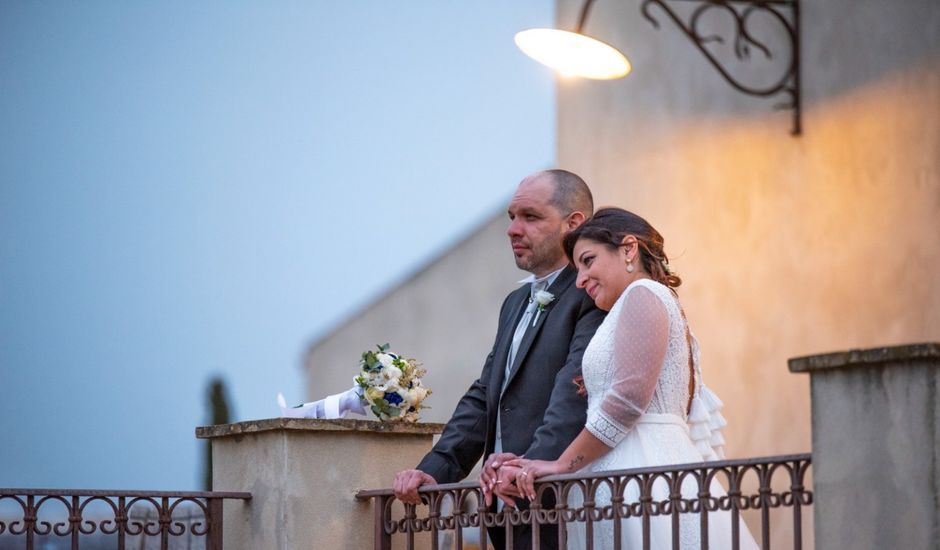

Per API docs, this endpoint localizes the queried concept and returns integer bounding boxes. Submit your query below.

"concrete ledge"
[196,417,445,439]
[787,342,940,373]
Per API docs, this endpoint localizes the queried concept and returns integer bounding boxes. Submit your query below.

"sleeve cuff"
[585,408,628,448]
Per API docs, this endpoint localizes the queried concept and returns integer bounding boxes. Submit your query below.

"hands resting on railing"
[393,452,532,507]
[394,451,560,508]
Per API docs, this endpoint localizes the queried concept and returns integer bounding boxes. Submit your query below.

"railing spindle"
[25,494,35,550]
[207,497,223,550]
[760,464,772,550]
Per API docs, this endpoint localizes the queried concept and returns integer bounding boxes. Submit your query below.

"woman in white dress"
[505,208,757,549]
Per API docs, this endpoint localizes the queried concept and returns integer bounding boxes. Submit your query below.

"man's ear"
[566,211,586,230]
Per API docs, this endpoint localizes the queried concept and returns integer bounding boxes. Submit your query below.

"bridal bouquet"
[354,343,430,422]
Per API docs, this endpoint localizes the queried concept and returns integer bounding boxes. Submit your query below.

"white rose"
[377,353,395,369]
[382,364,403,381]
[405,386,427,405]
[534,290,555,307]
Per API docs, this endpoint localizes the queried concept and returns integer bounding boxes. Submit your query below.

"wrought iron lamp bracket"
[578,0,802,135]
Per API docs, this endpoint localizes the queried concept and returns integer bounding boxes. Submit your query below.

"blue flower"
[384,391,404,405]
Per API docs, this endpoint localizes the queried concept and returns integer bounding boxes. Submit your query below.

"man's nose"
[507,219,523,238]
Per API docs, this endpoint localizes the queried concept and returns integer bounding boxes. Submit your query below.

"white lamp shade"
[514,28,631,80]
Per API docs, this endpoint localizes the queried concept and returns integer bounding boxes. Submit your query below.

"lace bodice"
[582,279,692,447]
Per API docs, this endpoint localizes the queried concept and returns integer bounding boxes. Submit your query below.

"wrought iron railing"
[356,453,812,550]
[0,489,251,550]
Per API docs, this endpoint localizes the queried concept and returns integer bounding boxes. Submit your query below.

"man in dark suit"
[393,169,604,549]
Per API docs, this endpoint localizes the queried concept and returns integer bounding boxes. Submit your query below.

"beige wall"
[556,0,940,457]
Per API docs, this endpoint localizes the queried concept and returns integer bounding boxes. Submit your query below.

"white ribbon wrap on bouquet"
[277,386,367,419]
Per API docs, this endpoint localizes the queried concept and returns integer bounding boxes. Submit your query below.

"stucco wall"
[556,0,940,459]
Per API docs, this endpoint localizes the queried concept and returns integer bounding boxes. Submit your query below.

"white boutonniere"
[532,290,555,326]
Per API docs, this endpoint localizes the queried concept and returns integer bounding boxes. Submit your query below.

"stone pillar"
[789,343,940,550]
[196,418,444,550]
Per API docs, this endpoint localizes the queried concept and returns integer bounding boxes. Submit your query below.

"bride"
[503,208,757,549]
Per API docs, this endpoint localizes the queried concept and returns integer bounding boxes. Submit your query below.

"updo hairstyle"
[563,207,681,289]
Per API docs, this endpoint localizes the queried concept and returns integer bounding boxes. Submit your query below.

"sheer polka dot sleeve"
[585,285,670,447]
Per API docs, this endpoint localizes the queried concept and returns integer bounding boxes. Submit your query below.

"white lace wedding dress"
[568,279,758,549]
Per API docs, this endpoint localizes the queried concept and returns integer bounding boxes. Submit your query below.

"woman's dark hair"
[563,207,682,288]
[567,208,683,397]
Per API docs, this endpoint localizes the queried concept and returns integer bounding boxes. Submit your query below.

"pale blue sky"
[0,1,555,490]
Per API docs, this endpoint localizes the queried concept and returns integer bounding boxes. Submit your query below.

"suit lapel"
[500,266,576,395]
[488,287,530,404]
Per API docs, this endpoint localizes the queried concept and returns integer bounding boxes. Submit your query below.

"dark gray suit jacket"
[417,265,605,483]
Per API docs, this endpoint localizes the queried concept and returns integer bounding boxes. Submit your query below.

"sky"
[0,1,555,490]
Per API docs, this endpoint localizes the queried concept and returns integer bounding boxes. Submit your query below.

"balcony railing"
[0,489,251,550]
[356,453,812,550]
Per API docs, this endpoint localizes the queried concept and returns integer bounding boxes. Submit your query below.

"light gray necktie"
[502,280,547,391]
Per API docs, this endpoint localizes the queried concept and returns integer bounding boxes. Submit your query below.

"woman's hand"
[503,458,564,500]
[479,452,520,506]
[491,464,524,508]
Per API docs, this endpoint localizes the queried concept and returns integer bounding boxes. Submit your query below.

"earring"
[625,259,635,273]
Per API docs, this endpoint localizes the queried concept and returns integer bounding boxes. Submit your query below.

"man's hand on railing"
[393,469,436,505]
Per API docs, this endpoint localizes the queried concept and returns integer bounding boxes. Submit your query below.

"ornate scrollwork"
[639,0,801,134]
[0,490,247,546]
[359,454,813,546]
[80,496,119,535]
